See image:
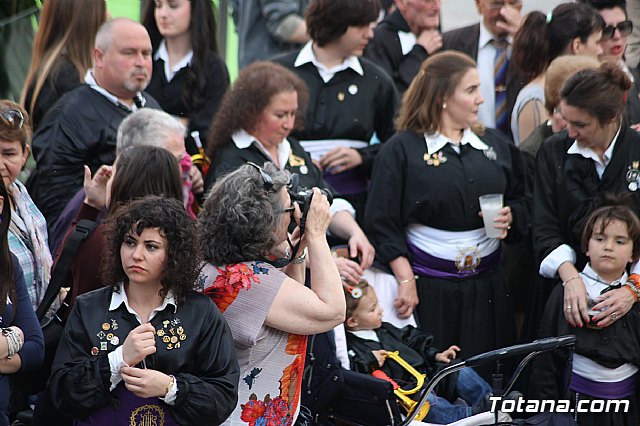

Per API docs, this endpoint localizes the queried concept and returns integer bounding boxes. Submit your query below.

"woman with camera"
[204,60,374,284]
[198,162,344,425]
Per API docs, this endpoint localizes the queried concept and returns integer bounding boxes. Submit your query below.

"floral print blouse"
[198,261,307,426]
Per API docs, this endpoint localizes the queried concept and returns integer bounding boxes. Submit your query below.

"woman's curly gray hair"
[199,162,290,264]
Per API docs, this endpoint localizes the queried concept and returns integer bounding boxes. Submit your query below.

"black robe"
[363,9,429,94]
[364,129,525,376]
[533,126,640,270]
[529,284,640,426]
[273,52,398,176]
[49,286,239,425]
[205,136,331,193]
[29,86,160,225]
[146,51,229,154]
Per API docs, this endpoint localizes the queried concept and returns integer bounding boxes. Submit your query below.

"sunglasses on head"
[0,109,24,130]
[601,20,633,41]
[247,161,275,192]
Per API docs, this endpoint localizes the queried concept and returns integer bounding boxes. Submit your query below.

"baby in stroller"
[344,279,500,424]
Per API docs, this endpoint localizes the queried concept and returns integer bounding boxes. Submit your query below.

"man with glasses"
[442,0,525,140]
[28,18,160,228]
[579,0,640,125]
[364,0,442,94]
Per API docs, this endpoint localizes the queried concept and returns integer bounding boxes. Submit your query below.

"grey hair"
[95,17,139,51]
[116,109,186,154]
[199,162,291,264]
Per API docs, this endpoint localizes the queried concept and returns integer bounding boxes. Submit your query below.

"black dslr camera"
[288,174,333,215]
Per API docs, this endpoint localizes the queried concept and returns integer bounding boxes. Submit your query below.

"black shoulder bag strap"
[36,219,98,321]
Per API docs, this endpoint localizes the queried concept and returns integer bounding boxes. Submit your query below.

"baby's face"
[586,218,634,281]
[350,290,384,331]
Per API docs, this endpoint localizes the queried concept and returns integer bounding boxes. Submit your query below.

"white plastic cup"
[479,194,503,238]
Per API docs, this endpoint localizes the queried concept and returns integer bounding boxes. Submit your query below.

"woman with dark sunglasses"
[581,0,640,125]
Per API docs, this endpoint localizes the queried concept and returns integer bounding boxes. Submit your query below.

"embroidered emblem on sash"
[424,152,447,166]
[627,161,640,192]
[455,246,482,273]
[130,404,165,426]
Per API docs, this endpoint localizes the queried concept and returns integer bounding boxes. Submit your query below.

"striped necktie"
[492,39,509,135]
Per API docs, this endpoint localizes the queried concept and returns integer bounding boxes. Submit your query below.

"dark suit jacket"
[443,23,525,142]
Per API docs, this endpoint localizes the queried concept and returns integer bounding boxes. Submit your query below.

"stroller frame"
[396,335,577,426]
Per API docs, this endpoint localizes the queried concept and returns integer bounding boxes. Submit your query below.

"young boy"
[530,204,640,425]
[343,280,496,424]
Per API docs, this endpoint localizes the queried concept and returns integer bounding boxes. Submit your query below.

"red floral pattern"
[203,263,261,312]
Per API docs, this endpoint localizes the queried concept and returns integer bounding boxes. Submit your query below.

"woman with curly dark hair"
[142,0,229,155]
[49,196,239,425]
[198,163,344,425]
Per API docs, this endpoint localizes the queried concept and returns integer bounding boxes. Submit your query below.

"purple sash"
[571,372,637,399]
[76,383,180,426]
[407,241,501,279]
[323,167,368,196]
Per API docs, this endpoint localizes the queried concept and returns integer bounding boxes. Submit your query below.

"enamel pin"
[627,161,640,192]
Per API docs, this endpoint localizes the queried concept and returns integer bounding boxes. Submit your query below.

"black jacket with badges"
[49,286,239,425]
[273,51,398,176]
[205,136,331,193]
[365,127,528,265]
[533,126,640,269]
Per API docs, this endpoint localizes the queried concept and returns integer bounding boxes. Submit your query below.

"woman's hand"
[394,279,419,319]
[303,188,332,238]
[122,323,156,366]
[334,257,364,284]
[559,263,589,327]
[435,345,460,364]
[592,288,636,328]
[348,230,375,270]
[480,205,513,239]
[120,366,173,398]
[83,164,112,210]
[319,147,363,174]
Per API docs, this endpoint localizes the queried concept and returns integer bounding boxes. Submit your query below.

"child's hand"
[435,345,460,364]
[372,350,388,367]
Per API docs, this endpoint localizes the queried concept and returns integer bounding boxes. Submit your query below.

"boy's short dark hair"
[581,204,640,261]
[306,0,381,47]
[344,279,371,319]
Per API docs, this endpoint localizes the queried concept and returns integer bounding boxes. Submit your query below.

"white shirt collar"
[478,21,512,50]
[154,40,193,82]
[348,329,380,342]
[109,286,178,319]
[424,128,489,155]
[231,129,292,170]
[294,41,364,83]
[567,125,621,172]
[398,31,417,56]
[84,70,143,111]
[581,263,627,293]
